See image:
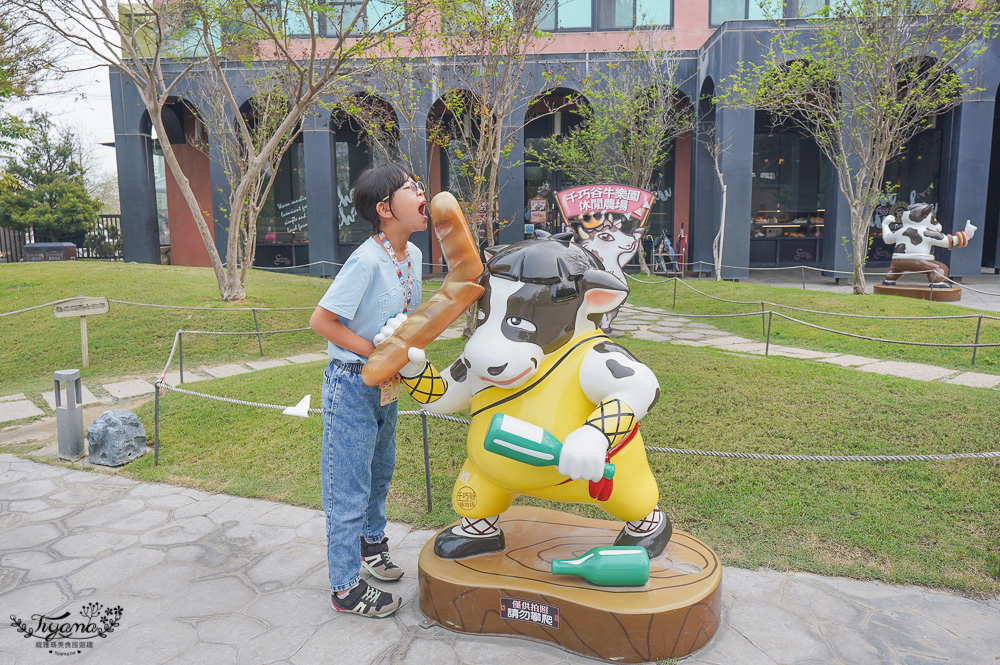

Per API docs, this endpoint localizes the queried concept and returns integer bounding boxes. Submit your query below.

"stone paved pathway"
[1,453,998,665]
[612,305,1000,390]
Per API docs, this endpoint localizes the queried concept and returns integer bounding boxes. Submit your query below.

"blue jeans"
[321,359,398,592]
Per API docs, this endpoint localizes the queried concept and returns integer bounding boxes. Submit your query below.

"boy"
[309,163,426,618]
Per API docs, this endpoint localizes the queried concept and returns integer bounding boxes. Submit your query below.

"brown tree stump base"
[873,283,961,301]
[418,506,722,663]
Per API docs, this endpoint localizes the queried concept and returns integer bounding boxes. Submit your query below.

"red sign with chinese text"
[554,184,653,227]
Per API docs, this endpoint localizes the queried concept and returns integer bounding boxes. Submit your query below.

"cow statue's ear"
[581,268,629,314]
[483,244,507,261]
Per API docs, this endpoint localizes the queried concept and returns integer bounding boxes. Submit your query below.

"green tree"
[530,39,693,274]
[0,112,101,241]
[15,0,399,300]
[722,0,996,293]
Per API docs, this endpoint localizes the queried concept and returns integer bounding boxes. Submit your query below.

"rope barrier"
[673,278,990,320]
[108,298,313,311]
[644,446,1000,462]
[770,312,1000,348]
[153,380,1000,463]
[176,327,311,336]
[0,299,67,317]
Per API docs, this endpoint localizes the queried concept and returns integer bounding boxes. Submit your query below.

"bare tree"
[345,0,563,248]
[723,0,996,293]
[529,35,694,274]
[16,0,399,300]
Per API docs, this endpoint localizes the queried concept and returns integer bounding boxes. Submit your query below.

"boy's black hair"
[353,163,411,234]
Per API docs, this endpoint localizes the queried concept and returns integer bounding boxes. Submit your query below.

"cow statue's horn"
[362,192,485,386]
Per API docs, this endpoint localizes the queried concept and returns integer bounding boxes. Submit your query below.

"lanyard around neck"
[376,232,413,314]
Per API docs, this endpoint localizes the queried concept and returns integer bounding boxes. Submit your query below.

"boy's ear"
[376,200,392,220]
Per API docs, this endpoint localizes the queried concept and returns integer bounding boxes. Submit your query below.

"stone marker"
[87,410,147,467]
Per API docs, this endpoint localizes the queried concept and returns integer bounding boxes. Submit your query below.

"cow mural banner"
[555,184,654,331]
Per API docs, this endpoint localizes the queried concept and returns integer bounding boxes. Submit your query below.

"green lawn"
[0,261,330,395]
[116,337,999,595]
[627,277,1000,374]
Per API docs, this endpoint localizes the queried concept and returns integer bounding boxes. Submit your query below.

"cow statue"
[880,203,977,287]
[379,233,670,560]
[571,214,645,331]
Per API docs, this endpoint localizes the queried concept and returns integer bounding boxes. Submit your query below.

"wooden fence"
[0,226,32,263]
[0,214,122,262]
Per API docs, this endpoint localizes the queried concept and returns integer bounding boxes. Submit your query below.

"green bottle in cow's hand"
[550,546,650,586]
[484,413,615,479]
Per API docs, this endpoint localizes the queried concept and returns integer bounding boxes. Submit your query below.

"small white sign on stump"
[54,297,110,368]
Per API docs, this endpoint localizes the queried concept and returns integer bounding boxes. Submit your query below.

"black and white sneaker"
[331,579,401,618]
[361,536,403,581]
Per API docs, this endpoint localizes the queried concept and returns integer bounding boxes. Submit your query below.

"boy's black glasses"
[382,179,424,202]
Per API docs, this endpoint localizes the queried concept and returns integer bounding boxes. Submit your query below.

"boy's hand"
[373,313,407,347]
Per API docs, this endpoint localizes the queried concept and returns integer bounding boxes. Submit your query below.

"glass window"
[257,142,308,244]
[323,0,365,36]
[750,116,829,250]
[747,0,767,19]
[614,0,632,28]
[636,0,671,25]
[283,1,313,35]
[367,0,405,31]
[710,0,745,25]
[798,0,829,16]
[539,0,557,30]
[558,0,592,29]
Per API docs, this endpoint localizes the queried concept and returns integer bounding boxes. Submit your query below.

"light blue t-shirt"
[318,236,423,363]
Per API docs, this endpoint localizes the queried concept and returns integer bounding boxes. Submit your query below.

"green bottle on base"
[550,546,649,586]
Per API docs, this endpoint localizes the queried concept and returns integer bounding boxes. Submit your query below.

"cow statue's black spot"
[594,341,639,363]
[903,228,923,245]
[924,230,945,241]
[605,358,634,379]
[649,387,661,411]
[449,358,468,383]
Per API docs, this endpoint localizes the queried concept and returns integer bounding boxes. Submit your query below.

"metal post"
[761,302,766,336]
[154,387,160,466]
[765,311,773,357]
[801,266,806,290]
[54,369,85,460]
[252,309,264,357]
[972,314,983,366]
[179,333,184,384]
[422,413,432,513]
[672,277,677,309]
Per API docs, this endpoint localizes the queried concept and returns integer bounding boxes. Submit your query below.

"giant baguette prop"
[362,192,485,386]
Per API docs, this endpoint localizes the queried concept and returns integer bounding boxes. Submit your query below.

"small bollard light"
[54,369,85,460]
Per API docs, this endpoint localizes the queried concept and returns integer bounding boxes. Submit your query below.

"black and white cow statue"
[880,203,977,287]
[381,234,670,560]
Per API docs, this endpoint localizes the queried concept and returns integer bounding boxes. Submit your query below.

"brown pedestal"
[418,506,722,663]
[873,283,961,302]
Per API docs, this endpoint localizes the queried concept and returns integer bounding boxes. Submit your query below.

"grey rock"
[1,522,62,550]
[87,409,147,467]
[291,619,402,665]
[163,576,258,618]
[246,543,326,586]
[240,625,315,665]
[197,614,269,645]
[244,587,332,627]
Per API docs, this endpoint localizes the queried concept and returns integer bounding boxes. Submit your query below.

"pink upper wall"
[539,3,714,53]
[292,1,716,61]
